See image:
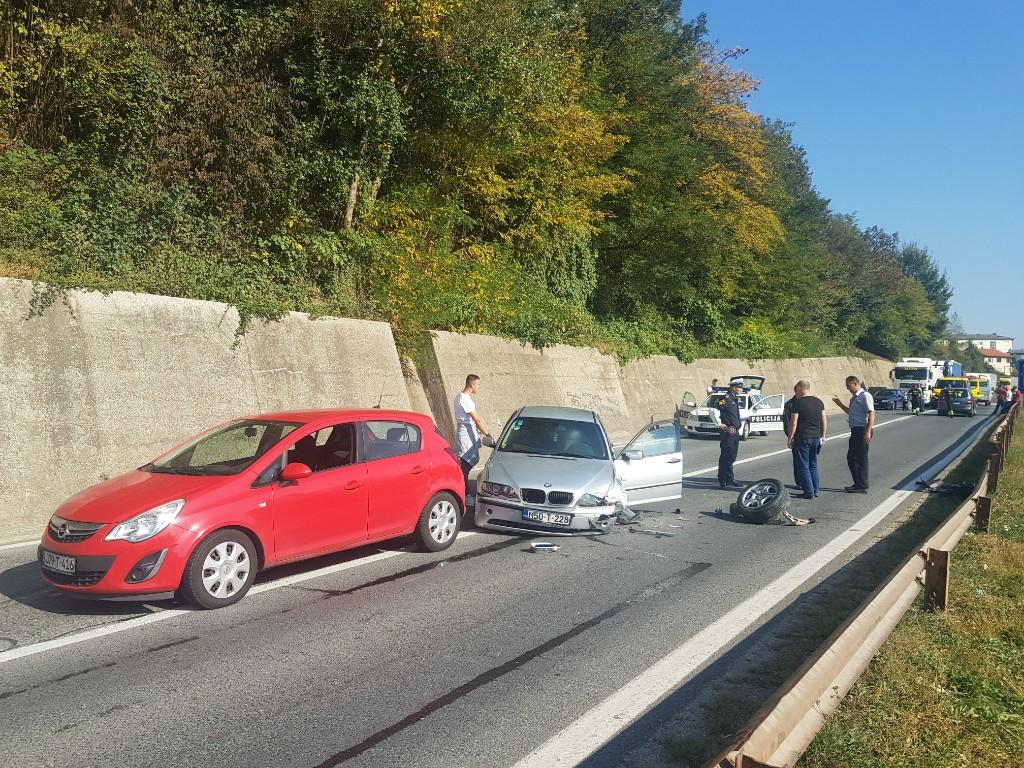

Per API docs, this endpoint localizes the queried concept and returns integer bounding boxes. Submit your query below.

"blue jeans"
[792,438,820,496]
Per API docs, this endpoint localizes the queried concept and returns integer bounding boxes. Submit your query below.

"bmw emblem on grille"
[56,523,70,540]
[543,483,552,488]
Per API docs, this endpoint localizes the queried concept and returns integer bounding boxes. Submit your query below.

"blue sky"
[682,1,1023,350]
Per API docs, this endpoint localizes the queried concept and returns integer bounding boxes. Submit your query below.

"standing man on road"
[995,383,1007,414]
[709,379,744,489]
[941,385,955,418]
[782,383,800,437]
[832,376,875,494]
[910,385,923,415]
[454,374,492,505]
[782,383,802,488]
[788,380,827,499]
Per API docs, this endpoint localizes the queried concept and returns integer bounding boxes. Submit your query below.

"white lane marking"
[0,532,477,666]
[683,414,916,478]
[510,416,986,768]
[0,539,38,552]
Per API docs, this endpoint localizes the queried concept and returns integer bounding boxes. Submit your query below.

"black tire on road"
[739,421,751,441]
[733,479,790,524]
[179,529,258,610]
[415,492,461,552]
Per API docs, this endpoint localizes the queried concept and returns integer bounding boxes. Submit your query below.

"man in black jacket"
[711,379,744,489]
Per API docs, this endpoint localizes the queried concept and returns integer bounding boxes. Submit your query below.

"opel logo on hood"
[56,523,70,540]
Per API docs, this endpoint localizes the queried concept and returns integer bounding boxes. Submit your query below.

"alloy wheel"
[741,480,780,509]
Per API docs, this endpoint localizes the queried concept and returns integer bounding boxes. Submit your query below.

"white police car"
[683,376,786,440]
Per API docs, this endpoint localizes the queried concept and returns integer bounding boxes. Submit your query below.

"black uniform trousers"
[847,427,869,489]
[718,431,740,486]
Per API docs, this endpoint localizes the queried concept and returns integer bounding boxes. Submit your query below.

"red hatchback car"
[38,409,465,609]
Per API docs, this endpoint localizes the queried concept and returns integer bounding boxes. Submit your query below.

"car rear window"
[360,421,422,461]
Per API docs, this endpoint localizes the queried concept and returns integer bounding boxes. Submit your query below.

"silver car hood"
[484,451,616,495]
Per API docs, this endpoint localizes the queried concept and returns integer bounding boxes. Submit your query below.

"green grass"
[798,420,1024,767]
[662,430,999,768]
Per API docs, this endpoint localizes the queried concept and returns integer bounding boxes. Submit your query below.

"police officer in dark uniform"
[713,379,744,489]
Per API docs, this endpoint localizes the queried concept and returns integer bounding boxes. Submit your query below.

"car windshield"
[497,416,610,460]
[894,367,928,380]
[702,394,748,409]
[145,419,302,476]
[878,389,900,397]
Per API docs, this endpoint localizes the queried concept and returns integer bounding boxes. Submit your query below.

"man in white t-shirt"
[454,374,492,503]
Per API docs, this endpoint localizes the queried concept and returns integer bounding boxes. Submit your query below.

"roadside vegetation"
[798,425,1024,767]
[1,1,952,360]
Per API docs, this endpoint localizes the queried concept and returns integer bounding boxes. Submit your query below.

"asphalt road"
[0,406,997,768]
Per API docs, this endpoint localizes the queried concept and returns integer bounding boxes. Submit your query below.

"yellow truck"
[965,373,990,404]
[933,376,971,403]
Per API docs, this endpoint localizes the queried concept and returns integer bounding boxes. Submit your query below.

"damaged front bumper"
[474,497,621,536]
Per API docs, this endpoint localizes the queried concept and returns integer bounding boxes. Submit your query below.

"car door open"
[614,420,683,506]
[750,393,786,434]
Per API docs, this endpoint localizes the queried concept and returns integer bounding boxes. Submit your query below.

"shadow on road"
[0,560,155,617]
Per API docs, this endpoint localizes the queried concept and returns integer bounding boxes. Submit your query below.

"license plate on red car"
[522,509,572,527]
[42,550,76,575]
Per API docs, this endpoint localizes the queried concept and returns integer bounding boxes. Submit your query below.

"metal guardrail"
[709,401,1020,768]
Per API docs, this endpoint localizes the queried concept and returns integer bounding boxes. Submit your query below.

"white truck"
[891,358,943,405]
[891,358,963,406]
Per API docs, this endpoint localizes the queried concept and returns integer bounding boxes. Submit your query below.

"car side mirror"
[481,435,495,448]
[281,462,312,483]
[622,449,644,461]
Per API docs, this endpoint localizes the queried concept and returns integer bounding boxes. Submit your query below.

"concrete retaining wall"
[0,278,407,543]
[425,332,896,444]
[0,278,895,542]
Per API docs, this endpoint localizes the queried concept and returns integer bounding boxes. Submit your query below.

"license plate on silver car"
[42,551,76,575]
[522,509,572,527]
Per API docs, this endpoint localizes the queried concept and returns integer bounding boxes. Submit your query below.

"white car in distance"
[683,376,786,441]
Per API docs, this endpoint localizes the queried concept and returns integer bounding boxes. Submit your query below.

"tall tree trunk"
[367,176,383,208]
[344,170,360,229]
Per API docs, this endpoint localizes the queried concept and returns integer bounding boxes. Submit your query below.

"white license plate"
[42,551,76,575]
[522,509,572,527]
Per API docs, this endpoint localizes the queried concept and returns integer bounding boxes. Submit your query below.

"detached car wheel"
[416,492,461,552]
[180,529,258,609]
[733,479,789,524]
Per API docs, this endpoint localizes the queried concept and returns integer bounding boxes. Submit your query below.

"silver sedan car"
[475,407,684,535]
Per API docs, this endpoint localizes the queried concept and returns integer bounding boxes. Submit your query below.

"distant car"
[39,410,464,608]
[683,376,786,440]
[867,386,889,397]
[874,388,906,410]
[937,389,976,417]
[475,407,685,536]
